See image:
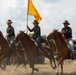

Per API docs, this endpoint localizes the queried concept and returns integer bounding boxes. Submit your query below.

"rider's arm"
[61,28,66,34]
[27,26,34,32]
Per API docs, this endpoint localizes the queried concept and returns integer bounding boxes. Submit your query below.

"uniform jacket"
[28,25,41,40]
[61,26,72,39]
[6,26,15,38]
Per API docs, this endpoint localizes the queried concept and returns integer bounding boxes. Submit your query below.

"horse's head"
[47,29,66,43]
[16,31,25,42]
[16,30,31,43]
[0,31,5,45]
[0,31,4,41]
[47,29,59,41]
[0,31,3,38]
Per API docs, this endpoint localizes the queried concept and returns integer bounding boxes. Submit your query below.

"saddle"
[31,37,48,47]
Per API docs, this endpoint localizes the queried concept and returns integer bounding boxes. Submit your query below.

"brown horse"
[0,31,26,71]
[16,31,56,74]
[47,29,71,75]
[0,31,11,69]
[11,49,27,73]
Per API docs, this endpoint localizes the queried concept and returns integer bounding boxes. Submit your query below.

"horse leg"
[60,61,64,75]
[55,61,59,75]
[56,57,64,75]
[0,57,7,70]
[49,58,53,68]
[52,56,57,69]
[22,62,26,73]
[28,58,39,74]
[49,57,55,69]
[4,64,6,70]
[2,64,6,71]
[0,63,3,70]
[43,52,53,68]
[48,53,56,69]
[12,63,20,73]
[11,59,21,73]
[58,57,64,66]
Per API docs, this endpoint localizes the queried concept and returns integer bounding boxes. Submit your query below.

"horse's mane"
[0,31,8,44]
[52,29,66,43]
[24,33,32,41]
[23,33,36,46]
[0,31,4,38]
[56,30,67,43]
[0,31,6,40]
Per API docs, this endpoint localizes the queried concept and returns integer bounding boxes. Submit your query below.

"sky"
[0,0,76,39]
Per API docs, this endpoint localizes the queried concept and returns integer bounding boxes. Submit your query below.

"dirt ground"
[0,58,76,75]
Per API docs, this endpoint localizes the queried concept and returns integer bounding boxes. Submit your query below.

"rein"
[49,39,67,53]
[49,39,57,52]
[57,43,67,52]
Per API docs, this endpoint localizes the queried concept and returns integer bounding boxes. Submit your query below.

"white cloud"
[0,0,76,39]
[41,0,61,3]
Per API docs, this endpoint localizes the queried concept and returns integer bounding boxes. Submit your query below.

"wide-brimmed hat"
[63,20,70,25]
[7,19,13,24]
[32,20,38,24]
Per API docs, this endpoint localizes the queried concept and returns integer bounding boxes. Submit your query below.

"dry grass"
[0,58,76,75]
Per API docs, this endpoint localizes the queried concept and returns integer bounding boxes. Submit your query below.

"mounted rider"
[6,19,16,55]
[27,20,48,54]
[61,20,74,59]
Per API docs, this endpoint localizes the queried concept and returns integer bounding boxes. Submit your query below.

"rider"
[61,20,74,59]
[27,20,47,54]
[6,19,16,55]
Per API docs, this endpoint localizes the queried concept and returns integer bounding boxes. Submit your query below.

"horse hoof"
[31,72,34,75]
[56,73,59,75]
[61,72,63,75]
[51,65,57,69]
[37,69,39,72]
[53,67,56,69]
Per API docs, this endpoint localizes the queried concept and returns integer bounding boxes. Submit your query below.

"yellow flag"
[28,0,42,23]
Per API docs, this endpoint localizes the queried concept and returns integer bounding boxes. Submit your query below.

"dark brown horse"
[16,31,56,74]
[0,31,26,71]
[0,31,11,69]
[47,29,71,75]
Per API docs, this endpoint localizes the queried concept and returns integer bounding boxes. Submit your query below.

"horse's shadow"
[17,71,76,75]
[20,72,54,75]
[62,72,76,75]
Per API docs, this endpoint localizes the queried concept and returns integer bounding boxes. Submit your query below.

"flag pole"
[26,0,28,34]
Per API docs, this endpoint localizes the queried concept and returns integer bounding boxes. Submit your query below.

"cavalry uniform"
[6,26,15,41]
[27,20,45,53]
[61,20,74,59]
[6,20,16,55]
[61,26,72,40]
[27,25,41,40]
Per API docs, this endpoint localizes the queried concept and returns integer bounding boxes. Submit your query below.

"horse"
[11,49,27,73]
[0,31,26,71]
[47,29,72,75]
[16,31,56,74]
[0,31,11,70]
